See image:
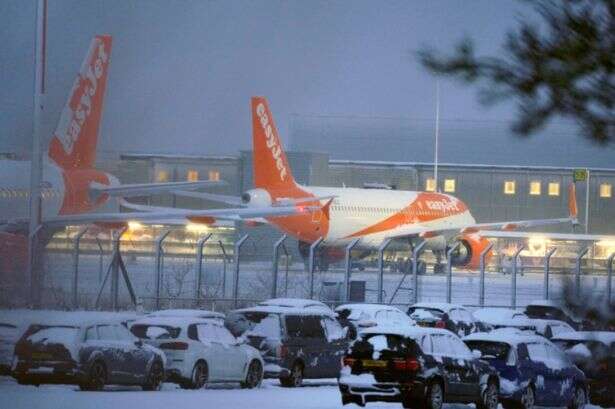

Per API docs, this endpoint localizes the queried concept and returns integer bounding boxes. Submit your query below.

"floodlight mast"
[434,80,440,192]
[27,0,47,306]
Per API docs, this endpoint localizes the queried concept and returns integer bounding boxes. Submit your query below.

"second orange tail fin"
[48,35,112,170]
[251,97,297,192]
[568,183,579,223]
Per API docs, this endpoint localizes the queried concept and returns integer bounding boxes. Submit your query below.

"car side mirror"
[134,339,143,347]
[472,349,482,359]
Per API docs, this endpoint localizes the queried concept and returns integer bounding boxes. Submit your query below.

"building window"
[529,181,541,196]
[548,182,560,196]
[208,170,220,181]
[187,169,199,182]
[425,178,436,192]
[156,170,169,182]
[600,183,612,198]
[504,180,516,195]
[444,179,456,193]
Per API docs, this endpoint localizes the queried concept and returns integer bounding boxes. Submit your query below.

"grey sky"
[2,1,609,166]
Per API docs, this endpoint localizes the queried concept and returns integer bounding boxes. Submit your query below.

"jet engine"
[449,234,493,270]
[241,188,272,207]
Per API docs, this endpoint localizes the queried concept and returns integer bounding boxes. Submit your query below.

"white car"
[130,316,263,389]
[146,309,225,322]
[334,304,414,338]
[529,318,576,339]
[472,308,537,332]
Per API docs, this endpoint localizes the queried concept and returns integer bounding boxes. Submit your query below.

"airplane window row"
[0,188,61,199]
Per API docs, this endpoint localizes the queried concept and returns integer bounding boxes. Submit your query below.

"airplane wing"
[172,190,336,207]
[42,203,320,227]
[91,180,225,198]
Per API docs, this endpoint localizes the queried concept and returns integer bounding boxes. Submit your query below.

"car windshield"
[465,340,511,360]
[407,307,444,320]
[130,324,181,339]
[227,312,281,339]
[25,326,79,345]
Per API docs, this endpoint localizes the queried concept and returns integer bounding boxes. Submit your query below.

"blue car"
[463,329,587,409]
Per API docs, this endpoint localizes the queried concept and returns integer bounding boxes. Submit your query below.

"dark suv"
[12,319,165,391]
[226,305,349,387]
[338,326,500,409]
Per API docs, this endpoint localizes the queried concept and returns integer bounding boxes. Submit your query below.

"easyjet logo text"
[57,39,108,154]
[256,103,287,181]
[425,200,460,212]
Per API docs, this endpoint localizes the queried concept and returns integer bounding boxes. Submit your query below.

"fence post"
[111,227,127,311]
[71,227,88,309]
[446,242,461,304]
[479,242,494,307]
[95,236,104,284]
[412,241,427,304]
[511,245,525,309]
[607,252,615,305]
[233,234,249,308]
[377,238,393,303]
[344,238,361,302]
[308,237,324,299]
[574,246,589,297]
[194,233,212,304]
[218,240,227,297]
[272,235,287,299]
[544,247,557,300]
[154,230,171,310]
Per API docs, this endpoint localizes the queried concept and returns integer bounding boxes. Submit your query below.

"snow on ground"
[1,376,610,409]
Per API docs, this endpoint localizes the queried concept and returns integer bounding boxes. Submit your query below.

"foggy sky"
[2,1,609,166]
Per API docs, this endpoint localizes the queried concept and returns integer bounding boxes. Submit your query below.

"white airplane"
[0,38,314,269]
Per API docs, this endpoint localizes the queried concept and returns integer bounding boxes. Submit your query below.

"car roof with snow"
[335,303,405,314]
[551,331,615,345]
[146,309,224,319]
[360,324,453,339]
[463,328,548,347]
[232,305,336,317]
[409,302,464,313]
[527,318,575,332]
[130,316,222,329]
[472,308,534,325]
[257,298,332,311]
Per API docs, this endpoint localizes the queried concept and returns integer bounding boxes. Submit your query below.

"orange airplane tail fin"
[251,97,297,192]
[568,183,579,223]
[48,35,112,170]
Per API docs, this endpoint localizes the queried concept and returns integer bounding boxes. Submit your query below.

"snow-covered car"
[552,331,615,407]
[335,304,415,339]
[339,325,500,409]
[12,319,165,391]
[472,308,537,332]
[257,298,334,313]
[130,316,263,389]
[146,309,225,322]
[0,321,22,375]
[524,300,583,330]
[407,302,481,337]
[528,318,575,339]
[464,329,587,409]
[226,305,349,387]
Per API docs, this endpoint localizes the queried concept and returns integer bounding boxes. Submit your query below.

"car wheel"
[241,360,263,389]
[79,360,106,391]
[520,386,535,409]
[568,385,586,409]
[423,381,444,409]
[182,361,208,389]
[142,359,164,391]
[477,380,499,409]
[280,362,303,387]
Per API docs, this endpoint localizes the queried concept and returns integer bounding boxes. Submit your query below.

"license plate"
[362,360,387,368]
[31,352,52,360]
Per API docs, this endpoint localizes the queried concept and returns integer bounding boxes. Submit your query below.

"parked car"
[335,304,415,339]
[472,308,536,332]
[0,321,21,375]
[338,326,500,409]
[528,318,575,339]
[552,331,615,407]
[464,328,587,409]
[524,300,584,330]
[407,302,481,337]
[226,305,349,387]
[12,319,166,391]
[146,309,225,322]
[257,298,334,313]
[130,316,263,389]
